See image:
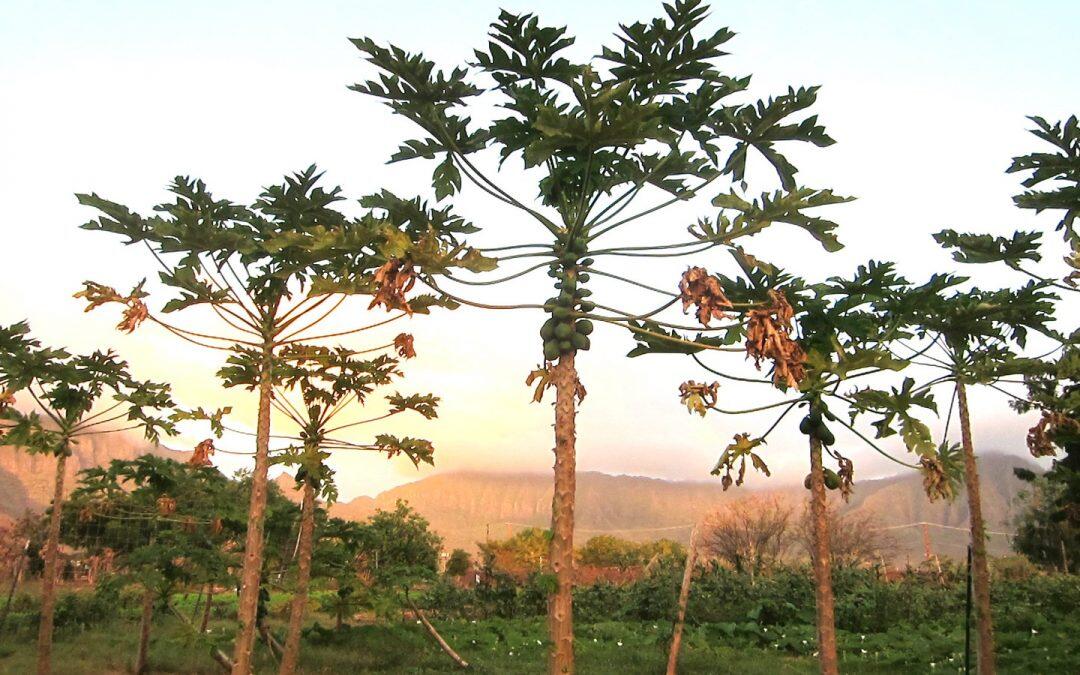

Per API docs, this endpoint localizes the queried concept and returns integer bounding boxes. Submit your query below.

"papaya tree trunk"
[232,345,274,674]
[135,586,154,674]
[666,526,698,675]
[956,382,996,674]
[808,437,838,675]
[36,449,67,675]
[201,583,215,634]
[547,352,577,674]
[279,480,316,675]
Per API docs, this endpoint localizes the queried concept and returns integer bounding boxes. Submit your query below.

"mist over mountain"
[3,437,1037,563]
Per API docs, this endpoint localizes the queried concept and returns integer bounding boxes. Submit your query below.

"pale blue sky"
[1,1,1077,498]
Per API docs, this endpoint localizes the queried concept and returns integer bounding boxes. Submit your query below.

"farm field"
[1,569,1077,673]
[1,1,1078,674]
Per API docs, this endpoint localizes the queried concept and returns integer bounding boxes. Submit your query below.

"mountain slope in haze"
[329,453,1038,562]
[0,434,191,523]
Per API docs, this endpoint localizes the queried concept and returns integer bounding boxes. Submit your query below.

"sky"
[0,1,1077,501]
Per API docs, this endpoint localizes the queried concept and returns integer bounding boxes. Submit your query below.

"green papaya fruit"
[571,333,589,350]
[803,473,812,490]
[558,339,573,352]
[824,469,841,490]
[578,273,591,282]
[554,323,574,340]
[579,301,596,312]
[540,319,557,340]
[553,306,571,319]
[575,319,594,335]
[799,415,814,435]
[818,425,836,446]
[543,340,560,361]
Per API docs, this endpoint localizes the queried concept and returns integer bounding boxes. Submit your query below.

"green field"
[1,586,1076,674]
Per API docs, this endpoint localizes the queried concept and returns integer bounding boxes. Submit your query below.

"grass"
[0,592,1076,673]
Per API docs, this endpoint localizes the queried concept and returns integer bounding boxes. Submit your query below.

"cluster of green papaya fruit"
[798,407,835,446]
[540,236,595,361]
[800,405,841,491]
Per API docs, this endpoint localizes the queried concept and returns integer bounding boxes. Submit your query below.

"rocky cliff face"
[0,433,191,519]
[327,454,1037,562]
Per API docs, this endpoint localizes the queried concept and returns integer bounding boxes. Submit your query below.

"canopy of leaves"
[78,166,489,318]
[0,322,177,454]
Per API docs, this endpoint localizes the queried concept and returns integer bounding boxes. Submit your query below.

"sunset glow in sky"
[1,1,1077,500]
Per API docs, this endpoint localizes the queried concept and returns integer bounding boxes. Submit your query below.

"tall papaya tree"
[887,282,1056,674]
[75,167,485,673]
[219,339,438,674]
[0,322,179,675]
[640,259,951,674]
[348,3,844,668]
[930,114,1076,674]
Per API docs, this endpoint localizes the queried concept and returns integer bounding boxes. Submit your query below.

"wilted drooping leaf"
[678,267,732,326]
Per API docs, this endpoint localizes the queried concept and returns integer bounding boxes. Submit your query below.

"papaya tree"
[887,281,1056,674]
[929,114,1076,674]
[639,260,949,674]
[62,455,246,673]
[348,3,844,668]
[76,166,485,673]
[219,339,438,674]
[0,322,179,675]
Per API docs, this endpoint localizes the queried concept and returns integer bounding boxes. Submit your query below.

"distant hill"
[326,453,1039,563]
[1,439,1039,563]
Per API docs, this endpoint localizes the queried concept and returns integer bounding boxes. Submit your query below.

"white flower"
[860,649,868,655]
[416,620,422,625]
[617,641,623,647]
[536,639,542,645]
[802,640,808,645]
[1031,628,1039,635]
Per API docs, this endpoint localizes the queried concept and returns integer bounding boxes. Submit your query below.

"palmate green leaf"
[432,157,462,201]
[712,187,852,251]
[373,434,435,467]
[600,0,734,95]
[472,10,579,85]
[349,38,481,106]
[807,347,908,381]
[715,86,835,189]
[848,377,937,455]
[386,392,439,420]
[933,229,1043,266]
[1008,115,1080,240]
[626,320,739,358]
[171,406,232,438]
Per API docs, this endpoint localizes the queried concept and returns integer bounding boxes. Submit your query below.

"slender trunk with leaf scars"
[666,525,698,675]
[809,437,838,675]
[36,449,67,675]
[548,352,577,674]
[957,382,997,674]
[280,480,316,675]
[135,585,154,674]
[233,345,274,674]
